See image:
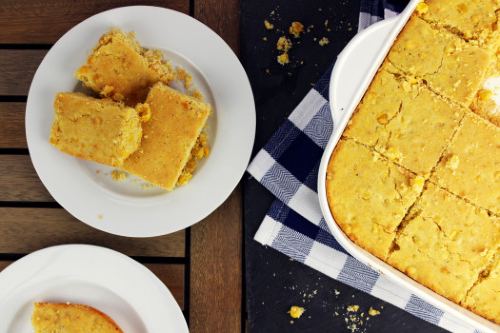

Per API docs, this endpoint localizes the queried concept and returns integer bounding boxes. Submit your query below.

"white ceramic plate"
[0,244,188,333]
[26,6,256,237]
[318,2,498,332]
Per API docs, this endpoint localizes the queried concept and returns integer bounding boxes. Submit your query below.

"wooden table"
[0,1,242,332]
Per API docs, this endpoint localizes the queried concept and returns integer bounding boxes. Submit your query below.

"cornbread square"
[344,69,464,174]
[431,112,500,215]
[326,139,423,260]
[50,92,142,167]
[417,0,499,41]
[32,302,123,333]
[462,258,500,324]
[388,183,499,304]
[76,29,174,105]
[387,16,491,105]
[124,83,211,191]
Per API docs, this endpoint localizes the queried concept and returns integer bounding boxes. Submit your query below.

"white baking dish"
[317,1,498,332]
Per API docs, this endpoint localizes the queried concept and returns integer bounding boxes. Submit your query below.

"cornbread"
[326,139,422,259]
[432,112,500,215]
[76,29,174,105]
[416,0,499,41]
[32,302,123,333]
[326,2,500,324]
[463,257,500,323]
[50,92,142,167]
[124,83,210,190]
[344,69,464,174]
[388,183,499,304]
[387,16,491,105]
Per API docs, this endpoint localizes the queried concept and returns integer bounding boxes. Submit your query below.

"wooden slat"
[0,207,185,257]
[0,0,190,44]
[0,261,185,309]
[0,50,46,95]
[0,155,53,201]
[190,0,242,331]
[0,103,26,148]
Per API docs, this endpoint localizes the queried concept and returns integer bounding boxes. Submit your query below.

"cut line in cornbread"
[326,139,423,260]
[388,183,499,305]
[462,256,500,323]
[32,302,123,333]
[344,68,465,175]
[76,29,174,106]
[416,0,499,42]
[387,16,492,105]
[50,92,142,167]
[431,112,500,215]
[124,82,211,191]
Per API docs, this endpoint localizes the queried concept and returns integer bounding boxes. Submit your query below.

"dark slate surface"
[240,1,447,332]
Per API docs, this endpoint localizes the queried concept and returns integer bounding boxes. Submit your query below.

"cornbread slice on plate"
[124,82,211,191]
[50,92,142,167]
[76,29,174,105]
[431,112,500,215]
[388,183,499,305]
[387,16,491,105]
[326,139,423,260]
[344,69,464,175]
[416,0,499,42]
[462,257,500,324]
[32,302,123,333]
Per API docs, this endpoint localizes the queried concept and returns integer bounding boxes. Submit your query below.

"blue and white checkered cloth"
[247,1,482,332]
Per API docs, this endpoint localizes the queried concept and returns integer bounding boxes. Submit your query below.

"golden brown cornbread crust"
[32,302,123,333]
[326,3,499,324]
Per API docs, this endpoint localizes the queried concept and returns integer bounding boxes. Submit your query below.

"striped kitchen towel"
[247,1,481,332]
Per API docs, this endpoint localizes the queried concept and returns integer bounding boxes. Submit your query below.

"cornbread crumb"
[111,170,128,182]
[415,2,428,15]
[319,37,330,46]
[288,306,305,319]
[175,67,193,90]
[368,307,381,316]
[347,305,359,312]
[276,36,292,52]
[289,21,304,38]
[135,103,151,122]
[277,53,290,65]
[191,89,204,101]
[264,20,274,30]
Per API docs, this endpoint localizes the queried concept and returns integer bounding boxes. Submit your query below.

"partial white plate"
[0,244,188,333]
[26,6,256,237]
[318,2,498,332]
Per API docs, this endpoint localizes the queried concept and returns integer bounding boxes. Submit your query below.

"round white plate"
[26,6,256,237]
[0,244,188,333]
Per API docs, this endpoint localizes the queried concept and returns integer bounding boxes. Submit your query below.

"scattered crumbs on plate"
[264,19,274,30]
[175,66,193,90]
[276,36,292,52]
[347,305,360,312]
[277,53,289,65]
[262,36,268,41]
[95,169,101,175]
[97,214,103,220]
[190,89,204,101]
[141,183,155,190]
[319,37,330,46]
[368,307,381,316]
[334,289,341,296]
[324,19,329,27]
[289,21,304,38]
[265,68,270,74]
[111,169,128,182]
[289,320,294,324]
[318,7,323,11]
[288,305,305,319]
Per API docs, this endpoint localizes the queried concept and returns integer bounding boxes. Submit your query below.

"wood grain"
[190,1,242,331]
[0,207,185,257]
[0,50,46,96]
[0,261,185,309]
[0,103,26,148]
[0,0,189,44]
[0,155,53,202]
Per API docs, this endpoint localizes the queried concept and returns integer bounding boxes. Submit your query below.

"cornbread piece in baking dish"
[387,16,491,105]
[76,29,174,105]
[462,257,500,324]
[50,92,142,167]
[124,83,211,191]
[388,183,499,304]
[431,112,500,215]
[326,139,423,260]
[344,69,464,175]
[416,0,499,41]
[32,302,123,333]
